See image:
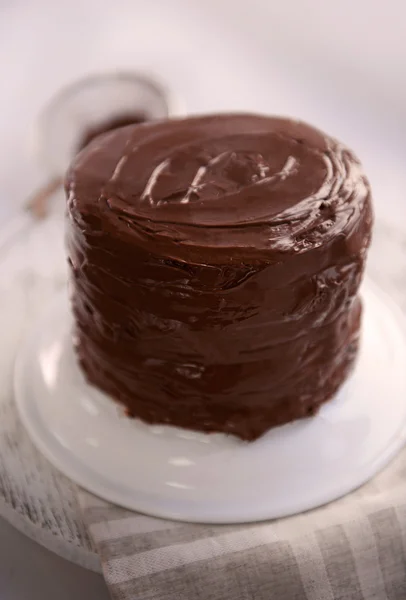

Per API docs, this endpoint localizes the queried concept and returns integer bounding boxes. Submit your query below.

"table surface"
[1,1,406,598]
[0,517,109,600]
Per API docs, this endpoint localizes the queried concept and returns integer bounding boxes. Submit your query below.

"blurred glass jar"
[35,71,184,178]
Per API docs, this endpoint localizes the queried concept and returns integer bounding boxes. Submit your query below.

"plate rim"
[14,280,406,524]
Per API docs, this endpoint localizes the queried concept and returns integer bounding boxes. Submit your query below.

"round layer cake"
[65,114,373,441]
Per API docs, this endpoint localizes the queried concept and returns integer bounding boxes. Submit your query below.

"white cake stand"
[14,283,406,524]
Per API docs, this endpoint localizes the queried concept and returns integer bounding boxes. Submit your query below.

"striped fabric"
[77,221,406,600]
[78,447,406,599]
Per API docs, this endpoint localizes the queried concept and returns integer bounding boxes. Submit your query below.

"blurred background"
[1,0,406,230]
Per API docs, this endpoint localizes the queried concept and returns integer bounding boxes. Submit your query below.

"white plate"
[14,283,406,524]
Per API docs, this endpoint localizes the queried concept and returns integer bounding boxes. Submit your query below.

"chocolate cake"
[65,114,373,441]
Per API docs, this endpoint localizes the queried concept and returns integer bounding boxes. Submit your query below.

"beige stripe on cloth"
[290,532,335,600]
[343,516,388,600]
[90,515,181,543]
[103,527,281,583]
[110,541,309,600]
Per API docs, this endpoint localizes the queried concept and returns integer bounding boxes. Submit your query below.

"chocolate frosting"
[66,114,373,440]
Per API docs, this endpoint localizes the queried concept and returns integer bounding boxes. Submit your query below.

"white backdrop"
[1,0,406,224]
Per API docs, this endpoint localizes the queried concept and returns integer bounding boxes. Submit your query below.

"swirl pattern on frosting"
[66,114,373,440]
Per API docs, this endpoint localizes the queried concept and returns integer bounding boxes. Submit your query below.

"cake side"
[65,113,373,440]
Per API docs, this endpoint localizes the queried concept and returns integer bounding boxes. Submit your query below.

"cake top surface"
[66,113,371,263]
